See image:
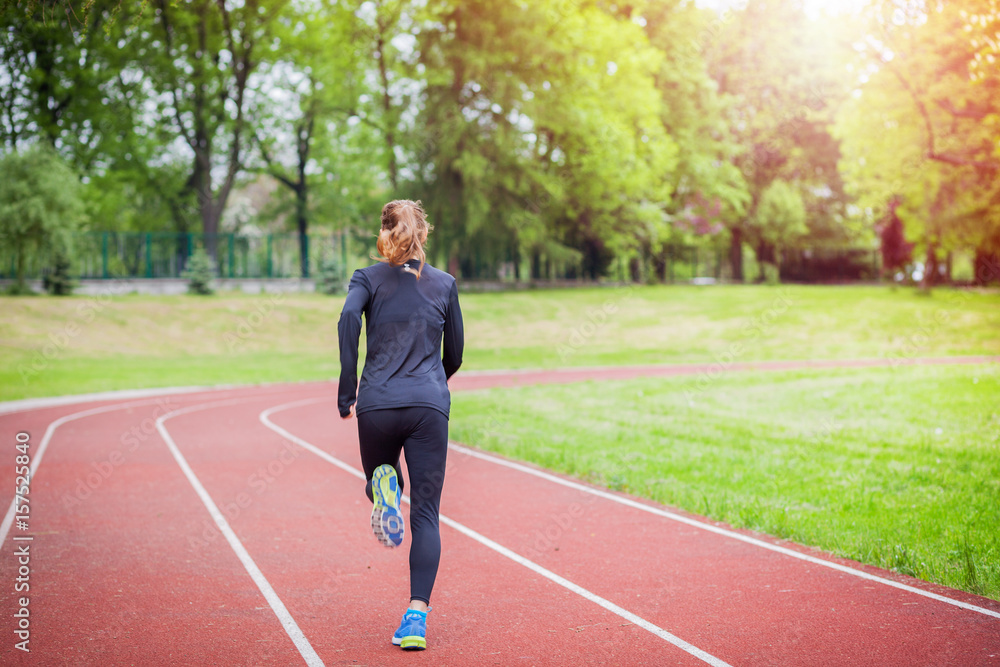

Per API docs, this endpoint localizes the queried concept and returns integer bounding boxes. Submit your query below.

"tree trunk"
[974,248,1000,285]
[653,251,666,283]
[920,241,938,291]
[629,257,641,283]
[192,150,219,258]
[30,31,69,147]
[729,225,744,282]
[376,32,398,191]
[755,241,775,283]
[15,241,26,291]
[296,185,309,278]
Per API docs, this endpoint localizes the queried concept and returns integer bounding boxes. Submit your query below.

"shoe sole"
[400,636,426,650]
[371,465,404,548]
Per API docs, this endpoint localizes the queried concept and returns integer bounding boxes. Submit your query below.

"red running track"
[1,359,998,665]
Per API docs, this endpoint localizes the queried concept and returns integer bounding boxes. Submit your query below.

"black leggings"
[357,407,449,605]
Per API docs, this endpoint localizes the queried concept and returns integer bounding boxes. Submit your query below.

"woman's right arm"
[338,271,370,417]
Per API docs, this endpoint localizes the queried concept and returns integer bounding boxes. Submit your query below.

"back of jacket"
[338,260,464,418]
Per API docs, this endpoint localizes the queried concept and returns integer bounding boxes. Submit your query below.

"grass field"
[449,364,1000,600]
[2,284,999,599]
[2,284,999,401]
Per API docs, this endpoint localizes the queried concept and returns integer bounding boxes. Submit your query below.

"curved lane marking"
[265,393,1000,622]
[157,398,324,667]
[261,397,733,667]
[448,443,1000,620]
[1,397,183,546]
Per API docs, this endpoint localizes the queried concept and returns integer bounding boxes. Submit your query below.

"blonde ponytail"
[374,200,432,278]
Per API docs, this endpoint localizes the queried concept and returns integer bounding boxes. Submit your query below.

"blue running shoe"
[391,608,427,650]
[370,464,404,548]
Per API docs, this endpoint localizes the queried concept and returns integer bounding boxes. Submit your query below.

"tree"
[642,2,749,282]
[139,0,287,252]
[415,0,677,279]
[0,145,85,292]
[878,198,914,279]
[705,0,854,281]
[837,1,1000,288]
[251,0,384,277]
[749,179,807,281]
[1,0,200,234]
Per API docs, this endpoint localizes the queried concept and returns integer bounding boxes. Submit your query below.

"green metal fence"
[2,230,372,281]
[1,230,881,284]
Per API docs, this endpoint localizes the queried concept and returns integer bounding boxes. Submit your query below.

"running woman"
[337,199,464,651]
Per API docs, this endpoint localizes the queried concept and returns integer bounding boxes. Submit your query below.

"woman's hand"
[342,403,356,421]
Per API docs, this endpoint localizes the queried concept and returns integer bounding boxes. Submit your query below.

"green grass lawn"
[450,363,1000,600]
[2,284,999,401]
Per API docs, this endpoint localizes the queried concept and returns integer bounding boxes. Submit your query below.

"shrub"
[182,246,217,295]
[316,255,344,295]
[761,262,781,285]
[43,252,76,296]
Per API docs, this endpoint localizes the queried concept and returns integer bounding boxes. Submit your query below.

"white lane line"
[258,395,1000,621]
[260,398,733,667]
[449,443,1000,621]
[434,514,730,666]
[157,399,324,667]
[0,385,239,416]
[1,397,178,546]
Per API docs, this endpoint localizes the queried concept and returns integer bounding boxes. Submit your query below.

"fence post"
[145,233,153,278]
[302,233,310,278]
[228,233,235,278]
[266,235,273,278]
[102,231,109,279]
[341,229,348,279]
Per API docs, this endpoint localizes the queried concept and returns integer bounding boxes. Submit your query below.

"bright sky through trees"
[698,0,869,17]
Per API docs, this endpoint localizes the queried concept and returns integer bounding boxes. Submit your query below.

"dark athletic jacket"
[338,260,464,418]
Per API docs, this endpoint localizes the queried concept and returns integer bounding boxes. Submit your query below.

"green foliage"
[2,0,996,286]
[0,145,86,290]
[181,246,217,295]
[761,262,781,285]
[315,255,343,295]
[414,0,683,278]
[705,0,856,278]
[43,251,76,296]
[753,180,808,249]
[835,1,1000,287]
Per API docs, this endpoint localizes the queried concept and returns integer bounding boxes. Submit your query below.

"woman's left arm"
[442,280,464,380]
[338,271,370,417]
